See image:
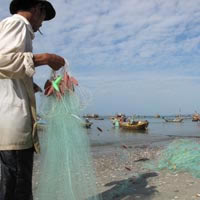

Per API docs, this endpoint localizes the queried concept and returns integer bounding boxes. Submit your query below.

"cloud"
[1,0,200,115]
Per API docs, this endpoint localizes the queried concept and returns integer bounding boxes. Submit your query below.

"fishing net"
[145,139,200,178]
[35,64,101,200]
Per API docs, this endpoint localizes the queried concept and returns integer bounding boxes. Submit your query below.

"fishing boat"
[83,118,93,128]
[192,113,200,121]
[83,121,93,128]
[119,120,149,130]
[83,114,99,119]
[163,117,183,123]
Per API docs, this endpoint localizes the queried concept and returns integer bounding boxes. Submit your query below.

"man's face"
[31,4,46,32]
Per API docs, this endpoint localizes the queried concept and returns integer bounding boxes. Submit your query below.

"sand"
[33,138,200,200]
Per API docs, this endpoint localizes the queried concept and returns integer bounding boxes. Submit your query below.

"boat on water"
[83,121,93,128]
[120,120,149,130]
[83,114,99,119]
[192,113,200,121]
[83,118,93,128]
[163,117,183,123]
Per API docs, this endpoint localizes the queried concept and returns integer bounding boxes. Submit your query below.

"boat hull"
[164,118,183,123]
[120,121,149,130]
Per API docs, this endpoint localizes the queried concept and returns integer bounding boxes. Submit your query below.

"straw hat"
[9,0,56,21]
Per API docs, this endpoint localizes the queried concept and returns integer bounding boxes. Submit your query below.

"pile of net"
[146,139,200,178]
[35,66,101,200]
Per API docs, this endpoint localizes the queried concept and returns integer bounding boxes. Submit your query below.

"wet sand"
[33,137,200,200]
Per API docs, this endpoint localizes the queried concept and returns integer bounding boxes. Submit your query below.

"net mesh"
[35,69,101,200]
[145,139,200,178]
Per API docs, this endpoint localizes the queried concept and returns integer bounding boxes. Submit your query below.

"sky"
[1,0,200,116]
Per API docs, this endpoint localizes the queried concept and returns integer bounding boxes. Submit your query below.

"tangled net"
[146,139,200,178]
[35,65,101,200]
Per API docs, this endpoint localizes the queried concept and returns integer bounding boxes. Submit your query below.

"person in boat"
[0,0,65,199]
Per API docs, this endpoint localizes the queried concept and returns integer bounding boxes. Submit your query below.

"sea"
[86,117,200,147]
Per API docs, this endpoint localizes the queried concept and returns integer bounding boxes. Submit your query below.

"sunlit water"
[86,117,200,147]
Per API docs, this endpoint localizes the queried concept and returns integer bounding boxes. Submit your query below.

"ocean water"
[86,117,200,147]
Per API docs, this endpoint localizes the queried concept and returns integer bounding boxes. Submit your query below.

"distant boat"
[83,121,93,128]
[192,113,200,122]
[94,117,104,120]
[120,120,149,130]
[83,114,99,119]
[155,114,160,118]
[163,117,183,123]
[83,118,93,129]
[37,117,93,130]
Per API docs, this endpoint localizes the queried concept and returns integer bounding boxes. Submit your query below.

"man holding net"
[0,0,65,199]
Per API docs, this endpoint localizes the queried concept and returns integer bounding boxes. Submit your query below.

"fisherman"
[0,0,65,199]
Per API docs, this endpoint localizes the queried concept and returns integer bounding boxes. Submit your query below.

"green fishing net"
[146,139,200,178]
[35,68,101,200]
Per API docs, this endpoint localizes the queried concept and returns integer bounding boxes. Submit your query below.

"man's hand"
[33,53,65,71]
[45,54,65,71]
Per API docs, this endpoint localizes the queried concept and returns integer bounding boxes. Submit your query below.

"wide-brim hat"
[10,0,56,21]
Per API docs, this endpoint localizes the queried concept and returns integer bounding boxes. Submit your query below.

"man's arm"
[33,53,65,71]
[0,19,65,79]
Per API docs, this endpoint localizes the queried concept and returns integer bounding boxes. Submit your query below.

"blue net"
[145,139,200,178]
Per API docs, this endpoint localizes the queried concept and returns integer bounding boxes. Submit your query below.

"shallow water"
[86,117,200,146]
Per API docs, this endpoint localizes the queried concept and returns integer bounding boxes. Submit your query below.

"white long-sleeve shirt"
[0,14,39,151]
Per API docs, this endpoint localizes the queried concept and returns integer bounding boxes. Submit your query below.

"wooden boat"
[192,113,200,121]
[164,117,183,123]
[83,118,93,128]
[83,121,93,128]
[120,120,149,130]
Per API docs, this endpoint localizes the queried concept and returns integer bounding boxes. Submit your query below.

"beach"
[33,137,200,200]
[92,140,200,200]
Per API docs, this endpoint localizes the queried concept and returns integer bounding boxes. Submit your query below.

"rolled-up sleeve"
[0,18,35,79]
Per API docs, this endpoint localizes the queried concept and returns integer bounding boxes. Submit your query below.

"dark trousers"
[0,148,34,200]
